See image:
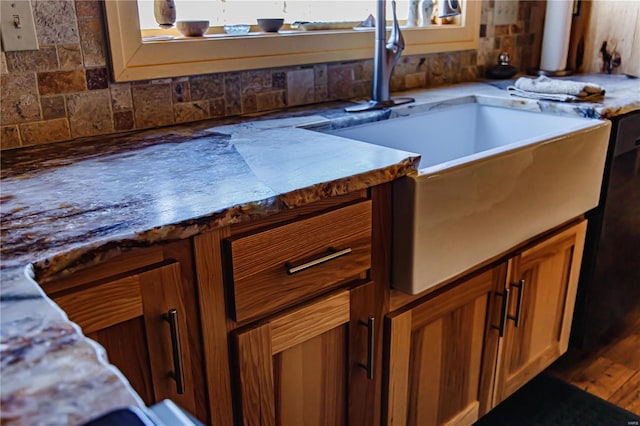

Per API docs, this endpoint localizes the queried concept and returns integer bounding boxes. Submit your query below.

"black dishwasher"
[572,110,640,350]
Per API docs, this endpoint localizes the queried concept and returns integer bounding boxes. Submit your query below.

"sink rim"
[412,123,607,178]
[325,96,608,178]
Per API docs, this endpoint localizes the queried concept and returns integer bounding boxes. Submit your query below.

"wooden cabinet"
[193,192,378,426]
[233,282,375,426]
[41,181,589,426]
[43,240,207,422]
[383,219,588,426]
[384,266,506,426]
[492,220,587,405]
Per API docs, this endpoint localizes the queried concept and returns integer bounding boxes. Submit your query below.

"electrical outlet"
[494,0,519,26]
[1,0,39,51]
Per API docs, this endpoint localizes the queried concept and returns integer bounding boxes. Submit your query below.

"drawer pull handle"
[508,279,525,328]
[163,309,185,394]
[491,289,510,338]
[285,247,352,275]
[358,317,375,380]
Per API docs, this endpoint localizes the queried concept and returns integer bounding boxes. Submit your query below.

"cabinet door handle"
[163,309,185,394]
[491,289,510,338]
[285,247,352,275]
[358,317,375,380]
[508,279,525,328]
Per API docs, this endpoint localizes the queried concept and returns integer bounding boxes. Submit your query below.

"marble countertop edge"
[28,197,282,282]
[26,153,420,283]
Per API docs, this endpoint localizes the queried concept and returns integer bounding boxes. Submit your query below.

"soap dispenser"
[486,52,518,79]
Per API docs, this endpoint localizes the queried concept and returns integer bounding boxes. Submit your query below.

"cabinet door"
[493,220,587,404]
[52,262,197,414]
[233,282,375,426]
[384,265,506,426]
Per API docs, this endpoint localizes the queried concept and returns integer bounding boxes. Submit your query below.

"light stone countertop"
[1,74,638,425]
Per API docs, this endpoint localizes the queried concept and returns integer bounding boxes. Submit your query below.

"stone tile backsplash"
[0,0,543,150]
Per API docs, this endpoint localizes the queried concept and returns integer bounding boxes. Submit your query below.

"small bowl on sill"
[176,20,210,37]
[257,18,284,32]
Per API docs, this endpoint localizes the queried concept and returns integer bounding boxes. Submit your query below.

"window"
[104,0,480,82]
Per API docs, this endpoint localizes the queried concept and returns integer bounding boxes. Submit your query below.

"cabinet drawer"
[226,201,372,322]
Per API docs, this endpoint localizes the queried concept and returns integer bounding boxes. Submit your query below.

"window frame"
[104,0,481,82]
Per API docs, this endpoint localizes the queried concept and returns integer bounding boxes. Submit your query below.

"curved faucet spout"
[386,0,405,71]
[345,0,414,112]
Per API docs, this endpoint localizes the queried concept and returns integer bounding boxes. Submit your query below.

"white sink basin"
[330,102,611,294]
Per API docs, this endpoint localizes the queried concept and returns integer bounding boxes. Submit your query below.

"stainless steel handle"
[285,247,352,275]
[508,279,525,328]
[491,289,510,338]
[358,317,375,380]
[163,309,185,394]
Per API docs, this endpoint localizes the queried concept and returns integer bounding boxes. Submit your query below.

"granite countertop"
[1,74,639,425]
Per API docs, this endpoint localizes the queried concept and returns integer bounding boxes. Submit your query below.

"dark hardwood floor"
[548,304,640,415]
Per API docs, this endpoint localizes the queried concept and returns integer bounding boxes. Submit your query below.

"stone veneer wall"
[0,0,544,150]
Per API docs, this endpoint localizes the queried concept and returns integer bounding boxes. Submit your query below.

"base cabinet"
[492,220,587,405]
[384,219,588,426]
[51,262,198,413]
[233,282,375,426]
[384,266,505,426]
[41,183,588,426]
[44,241,206,422]
[193,192,376,426]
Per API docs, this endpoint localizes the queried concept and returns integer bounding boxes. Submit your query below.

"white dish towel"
[507,76,605,102]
